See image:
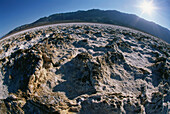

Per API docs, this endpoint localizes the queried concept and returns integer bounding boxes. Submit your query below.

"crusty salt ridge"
[0,23,169,113]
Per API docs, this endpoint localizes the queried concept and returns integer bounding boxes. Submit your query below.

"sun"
[139,0,156,15]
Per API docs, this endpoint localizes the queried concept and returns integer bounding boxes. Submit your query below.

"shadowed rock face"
[0,23,169,113]
[2,49,42,93]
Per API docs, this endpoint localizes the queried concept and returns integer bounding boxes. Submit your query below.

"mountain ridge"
[4,9,170,43]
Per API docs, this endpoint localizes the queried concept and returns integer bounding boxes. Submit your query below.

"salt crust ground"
[0,23,169,113]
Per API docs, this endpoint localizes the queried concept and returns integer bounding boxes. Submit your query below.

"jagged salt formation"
[0,23,169,113]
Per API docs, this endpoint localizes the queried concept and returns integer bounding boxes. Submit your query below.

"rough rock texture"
[0,23,169,113]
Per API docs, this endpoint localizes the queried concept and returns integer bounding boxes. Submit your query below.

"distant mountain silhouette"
[5,9,170,43]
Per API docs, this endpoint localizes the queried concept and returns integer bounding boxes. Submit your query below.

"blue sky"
[0,0,170,37]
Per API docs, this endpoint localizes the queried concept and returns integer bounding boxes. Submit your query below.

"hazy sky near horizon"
[0,0,170,37]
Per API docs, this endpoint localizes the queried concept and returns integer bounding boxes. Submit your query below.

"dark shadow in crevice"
[1,49,41,93]
[53,53,97,99]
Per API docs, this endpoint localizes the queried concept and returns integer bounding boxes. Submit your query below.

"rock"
[25,34,34,41]
[69,106,80,112]
[94,31,104,37]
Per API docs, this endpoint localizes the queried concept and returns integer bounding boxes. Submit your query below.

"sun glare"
[139,0,156,15]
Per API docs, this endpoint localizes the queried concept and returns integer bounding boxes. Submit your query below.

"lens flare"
[139,0,156,15]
